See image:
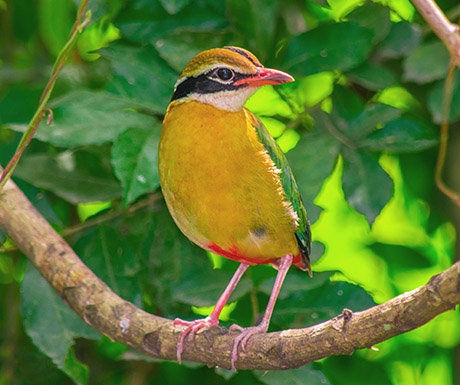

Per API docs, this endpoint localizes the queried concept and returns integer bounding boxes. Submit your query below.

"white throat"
[191,87,259,112]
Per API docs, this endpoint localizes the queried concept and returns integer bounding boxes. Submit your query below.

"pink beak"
[234,68,294,87]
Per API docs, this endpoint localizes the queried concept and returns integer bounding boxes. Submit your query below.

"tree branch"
[0,176,459,370]
[411,0,460,66]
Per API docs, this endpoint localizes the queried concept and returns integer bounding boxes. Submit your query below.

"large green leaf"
[271,278,376,328]
[102,44,178,113]
[21,264,100,385]
[428,73,460,123]
[227,0,277,59]
[154,31,231,73]
[111,124,161,205]
[323,355,393,385]
[72,224,143,305]
[347,2,391,44]
[347,62,395,91]
[341,148,392,224]
[117,1,227,43]
[403,41,450,84]
[14,152,121,204]
[377,21,421,59]
[347,103,402,140]
[172,271,253,307]
[287,126,340,223]
[361,118,438,152]
[283,22,374,77]
[8,90,155,147]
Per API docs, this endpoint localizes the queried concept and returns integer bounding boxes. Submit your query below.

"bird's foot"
[229,323,268,372]
[173,316,218,364]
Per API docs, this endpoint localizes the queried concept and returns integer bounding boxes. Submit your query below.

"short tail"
[294,221,312,277]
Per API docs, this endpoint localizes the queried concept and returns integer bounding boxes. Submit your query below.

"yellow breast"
[158,101,299,264]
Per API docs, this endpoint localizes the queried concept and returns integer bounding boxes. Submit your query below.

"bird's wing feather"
[245,109,312,273]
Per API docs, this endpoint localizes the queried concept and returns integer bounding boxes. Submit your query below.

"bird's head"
[170,47,294,112]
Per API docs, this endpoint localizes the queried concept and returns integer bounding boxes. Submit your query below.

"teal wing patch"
[246,109,311,272]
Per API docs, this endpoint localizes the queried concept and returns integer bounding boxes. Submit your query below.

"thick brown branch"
[0,177,459,370]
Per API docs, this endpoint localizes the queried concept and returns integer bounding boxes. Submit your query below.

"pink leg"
[229,254,293,371]
[174,262,249,364]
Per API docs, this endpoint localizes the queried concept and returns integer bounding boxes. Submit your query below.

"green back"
[248,111,311,268]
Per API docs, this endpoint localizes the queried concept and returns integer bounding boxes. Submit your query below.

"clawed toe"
[174,316,217,364]
[230,325,268,372]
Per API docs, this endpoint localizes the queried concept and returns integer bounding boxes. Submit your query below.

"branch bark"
[0,176,459,370]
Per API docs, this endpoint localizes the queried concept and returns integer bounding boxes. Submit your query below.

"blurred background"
[1,0,460,384]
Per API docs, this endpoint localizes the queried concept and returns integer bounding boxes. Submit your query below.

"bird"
[158,47,311,371]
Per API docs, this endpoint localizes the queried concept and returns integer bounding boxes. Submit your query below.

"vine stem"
[411,0,460,208]
[0,0,91,193]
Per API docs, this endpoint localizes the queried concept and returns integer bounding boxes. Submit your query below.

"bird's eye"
[216,68,234,81]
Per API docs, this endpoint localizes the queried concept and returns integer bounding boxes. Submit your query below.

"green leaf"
[259,271,333,300]
[159,0,191,14]
[347,3,391,44]
[21,263,100,385]
[117,2,227,43]
[347,103,402,140]
[361,118,438,152]
[283,22,374,77]
[347,61,395,91]
[323,355,392,385]
[255,364,330,385]
[37,0,74,57]
[8,90,155,147]
[403,41,450,84]
[15,152,121,204]
[102,44,178,113]
[287,126,340,223]
[331,84,364,127]
[272,279,375,328]
[73,224,143,305]
[111,124,161,205]
[172,271,252,307]
[377,21,421,59]
[154,31,230,73]
[341,148,392,224]
[428,73,460,123]
[369,242,432,272]
[227,0,276,58]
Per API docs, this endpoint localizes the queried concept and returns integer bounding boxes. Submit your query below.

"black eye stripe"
[171,72,252,101]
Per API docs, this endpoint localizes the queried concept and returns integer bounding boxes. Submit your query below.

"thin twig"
[435,63,460,208]
[0,1,91,192]
[411,0,460,208]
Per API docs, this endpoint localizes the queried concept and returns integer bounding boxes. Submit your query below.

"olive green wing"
[248,111,312,273]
